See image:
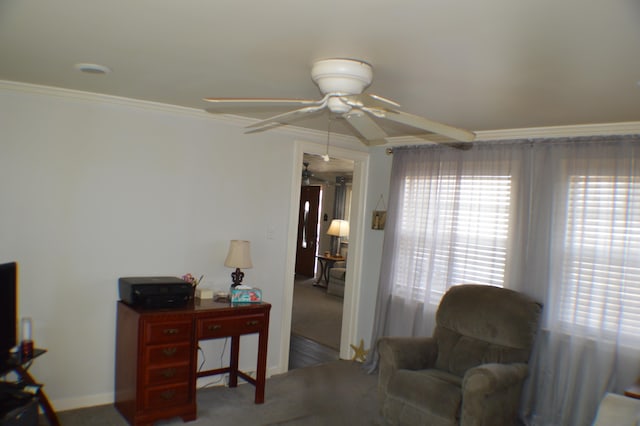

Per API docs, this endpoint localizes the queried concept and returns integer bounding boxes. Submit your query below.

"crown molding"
[384,121,640,146]
[0,80,211,118]
[0,80,362,146]
[473,122,640,140]
[3,80,638,146]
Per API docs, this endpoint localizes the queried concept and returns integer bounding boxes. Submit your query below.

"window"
[559,175,640,340]
[375,140,640,425]
[392,173,512,305]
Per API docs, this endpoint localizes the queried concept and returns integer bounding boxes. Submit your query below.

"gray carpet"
[291,278,343,350]
[55,360,384,425]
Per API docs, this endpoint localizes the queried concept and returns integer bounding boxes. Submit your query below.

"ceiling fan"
[203,58,475,146]
[301,161,329,186]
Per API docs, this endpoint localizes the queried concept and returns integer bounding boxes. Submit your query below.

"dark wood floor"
[288,334,339,370]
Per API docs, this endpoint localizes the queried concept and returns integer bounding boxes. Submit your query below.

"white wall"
[357,146,393,344]
[0,85,366,410]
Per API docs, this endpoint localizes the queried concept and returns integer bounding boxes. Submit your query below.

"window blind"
[559,175,640,340]
[393,174,512,304]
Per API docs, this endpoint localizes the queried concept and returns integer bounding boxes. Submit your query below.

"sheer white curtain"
[523,139,640,425]
[366,137,640,425]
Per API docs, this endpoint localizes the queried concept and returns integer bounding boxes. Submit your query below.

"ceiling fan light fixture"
[311,58,373,96]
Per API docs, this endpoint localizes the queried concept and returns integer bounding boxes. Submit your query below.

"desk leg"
[255,326,269,404]
[15,366,60,426]
[229,335,240,388]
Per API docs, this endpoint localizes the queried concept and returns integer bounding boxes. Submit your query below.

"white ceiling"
[1,0,639,139]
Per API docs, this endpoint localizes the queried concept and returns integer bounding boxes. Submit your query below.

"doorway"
[289,152,355,369]
[280,140,369,373]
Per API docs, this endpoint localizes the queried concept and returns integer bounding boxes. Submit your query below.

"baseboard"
[51,366,280,412]
[52,391,115,413]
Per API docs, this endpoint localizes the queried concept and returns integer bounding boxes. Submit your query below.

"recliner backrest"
[433,284,542,376]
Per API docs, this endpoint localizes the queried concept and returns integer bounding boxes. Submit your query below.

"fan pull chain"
[322,117,332,162]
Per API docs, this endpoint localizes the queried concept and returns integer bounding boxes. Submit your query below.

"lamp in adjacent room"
[327,219,349,257]
[224,240,253,287]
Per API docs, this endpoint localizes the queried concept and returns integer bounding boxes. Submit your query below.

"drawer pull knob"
[163,328,179,335]
[161,368,176,378]
[162,347,177,356]
[208,324,222,331]
[160,390,176,400]
[246,320,259,326]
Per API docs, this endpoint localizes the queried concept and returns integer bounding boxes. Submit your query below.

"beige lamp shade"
[224,240,253,269]
[327,219,349,237]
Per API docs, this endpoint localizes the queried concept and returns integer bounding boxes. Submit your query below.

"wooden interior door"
[295,186,321,277]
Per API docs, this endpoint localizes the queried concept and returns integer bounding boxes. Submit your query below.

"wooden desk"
[114,300,270,426]
[314,255,345,288]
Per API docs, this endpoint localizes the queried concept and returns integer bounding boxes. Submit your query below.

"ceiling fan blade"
[344,111,388,146]
[340,94,400,110]
[246,104,327,129]
[378,109,476,142]
[203,98,320,108]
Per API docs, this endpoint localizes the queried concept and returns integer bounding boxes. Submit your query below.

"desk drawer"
[146,342,191,365]
[145,364,191,386]
[143,383,190,410]
[145,320,192,344]
[198,314,265,339]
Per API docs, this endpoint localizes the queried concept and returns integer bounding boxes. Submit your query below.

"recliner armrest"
[462,362,528,394]
[460,362,529,425]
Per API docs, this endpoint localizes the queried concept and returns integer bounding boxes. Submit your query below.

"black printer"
[118,276,192,309]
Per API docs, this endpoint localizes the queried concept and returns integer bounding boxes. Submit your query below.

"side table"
[314,255,345,288]
[0,349,60,426]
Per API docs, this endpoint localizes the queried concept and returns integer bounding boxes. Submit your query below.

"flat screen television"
[0,262,17,363]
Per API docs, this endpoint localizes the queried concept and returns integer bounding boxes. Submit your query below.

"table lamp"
[327,219,349,257]
[224,240,253,287]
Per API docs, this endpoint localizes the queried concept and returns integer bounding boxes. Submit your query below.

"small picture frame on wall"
[372,210,386,230]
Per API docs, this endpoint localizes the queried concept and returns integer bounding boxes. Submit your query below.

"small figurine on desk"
[182,273,204,300]
[182,273,203,289]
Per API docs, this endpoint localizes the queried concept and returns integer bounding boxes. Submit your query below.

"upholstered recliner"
[377,284,542,426]
[327,261,346,297]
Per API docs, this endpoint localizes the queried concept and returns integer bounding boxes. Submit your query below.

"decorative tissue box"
[230,286,262,303]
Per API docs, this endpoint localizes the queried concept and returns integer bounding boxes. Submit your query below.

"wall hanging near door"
[372,194,387,230]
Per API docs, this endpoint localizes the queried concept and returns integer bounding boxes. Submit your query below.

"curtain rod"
[384,134,640,155]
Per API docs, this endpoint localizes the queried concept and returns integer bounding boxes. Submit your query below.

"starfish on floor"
[350,338,369,362]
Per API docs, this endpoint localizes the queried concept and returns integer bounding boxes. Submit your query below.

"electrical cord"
[197,338,229,389]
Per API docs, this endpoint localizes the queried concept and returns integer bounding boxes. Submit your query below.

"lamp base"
[231,268,245,288]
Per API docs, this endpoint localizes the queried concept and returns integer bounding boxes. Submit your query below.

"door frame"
[278,140,369,372]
